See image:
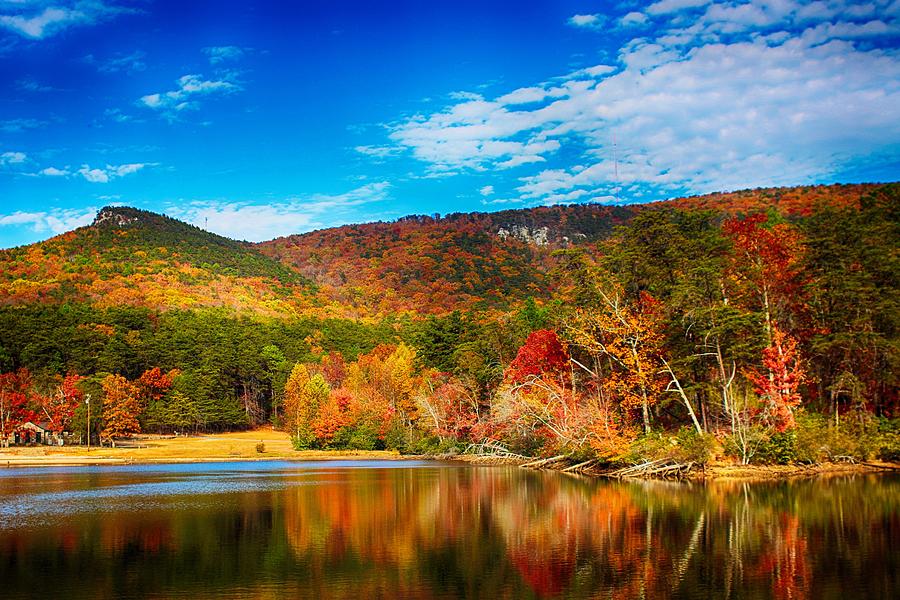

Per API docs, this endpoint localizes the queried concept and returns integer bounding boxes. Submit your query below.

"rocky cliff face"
[92,206,142,228]
[495,224,587,247]
[496,225,551,246]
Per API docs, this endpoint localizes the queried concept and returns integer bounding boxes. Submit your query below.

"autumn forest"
[0,182,897,467]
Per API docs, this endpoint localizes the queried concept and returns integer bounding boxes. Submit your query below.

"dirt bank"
[3,432,897,480]
[687,460,900,481]
[446,453,900,481]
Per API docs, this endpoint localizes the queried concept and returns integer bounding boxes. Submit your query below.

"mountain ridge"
[0,182,886,317]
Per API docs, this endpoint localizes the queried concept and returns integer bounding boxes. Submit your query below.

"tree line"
[1,184,897,462]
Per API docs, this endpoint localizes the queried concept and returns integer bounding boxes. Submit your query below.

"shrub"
[382,424,408,452]
[794,412,830,463]
[330,424,380,451]
[405,435,463,456]
[794,411,898,462]
[501,432,545,458]
[627,428,716,466]
[255,442,265,454]
[756,430,797,464]
[721,425,769,465]
[875,418,900,461]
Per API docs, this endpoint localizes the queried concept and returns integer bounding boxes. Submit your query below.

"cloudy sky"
[1,0,898,247]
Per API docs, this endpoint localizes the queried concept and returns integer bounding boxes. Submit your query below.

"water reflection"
[0,463,896,599]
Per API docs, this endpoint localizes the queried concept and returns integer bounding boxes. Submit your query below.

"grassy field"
[0,428,400,466]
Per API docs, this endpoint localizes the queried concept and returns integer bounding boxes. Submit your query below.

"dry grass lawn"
[0,428,399,466]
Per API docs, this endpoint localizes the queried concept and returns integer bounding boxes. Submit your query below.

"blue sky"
[1,0,899,247]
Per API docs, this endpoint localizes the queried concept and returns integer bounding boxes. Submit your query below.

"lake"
[0,461,897,599]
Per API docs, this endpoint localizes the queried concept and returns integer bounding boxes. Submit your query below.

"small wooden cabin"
[13,422,66,446]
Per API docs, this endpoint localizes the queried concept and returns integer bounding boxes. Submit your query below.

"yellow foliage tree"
[568,287,665,435]
[283,364,329,448]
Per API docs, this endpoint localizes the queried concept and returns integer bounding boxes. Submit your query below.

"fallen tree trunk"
[610,460,695,480]
[562,459,597,473]
[610,459,667,477]
[520,454,568,469]
[464,439,530,460]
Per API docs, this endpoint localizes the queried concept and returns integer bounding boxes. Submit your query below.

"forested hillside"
[259,183,876,315]
[0,183,896,465]
[0,206,316,317]
[0,184,876,317]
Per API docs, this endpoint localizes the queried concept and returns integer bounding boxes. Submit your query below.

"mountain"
[0,206,315,317]
[257,183,879,315]
[0,183,883,317]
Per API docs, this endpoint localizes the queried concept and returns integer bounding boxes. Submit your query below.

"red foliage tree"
[38,373,84,433]
[505,330,570,385]
[723,214,804,342]
[747,324,805,431]
[136,367,177,407]
[421,375,478,440]
[321,351,347,388]
[0,368,37,445]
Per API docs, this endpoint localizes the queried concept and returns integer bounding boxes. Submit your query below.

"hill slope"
[0,206,316,316]
[257,183,878,315]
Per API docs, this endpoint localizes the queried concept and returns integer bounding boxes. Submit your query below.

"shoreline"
[0,453,417,468]
[0,429,405,468]
[2,453,897,481]
[2,429,897,481]
[450,453,900,481]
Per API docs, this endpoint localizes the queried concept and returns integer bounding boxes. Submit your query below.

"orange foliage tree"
[101,374,142,447]
[311,388,349,444]
[569,290,665,434]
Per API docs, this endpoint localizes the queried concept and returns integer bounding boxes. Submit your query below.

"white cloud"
[79,166,109,183]
[0,207,96,235]
[480,197,524,206]
[449,91,483,101]
[620,12,650,27]
[479,185,494,196]
[166,182,392,242]
[387,1,900,203]
[39,166,69,176]
[1,151,26,165]
[388,96,564,172]
[647,0,713,16]
[140,74,241,117]
[104,108,134,123]
[84,50,146,74]
[202,45,245,64]
[0,1,135,39]
[568,14,605,28]
[0,118,46,132]
[16,78,53,92]
[497,86,566,105]
[355,145,401,159]
[78,162,152,183]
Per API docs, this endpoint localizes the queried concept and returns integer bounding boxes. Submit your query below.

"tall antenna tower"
[613,129,620,204]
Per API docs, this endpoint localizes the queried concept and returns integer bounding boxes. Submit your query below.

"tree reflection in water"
[0,465,896,599]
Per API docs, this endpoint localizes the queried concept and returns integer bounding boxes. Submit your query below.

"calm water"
[0,461,897,599]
